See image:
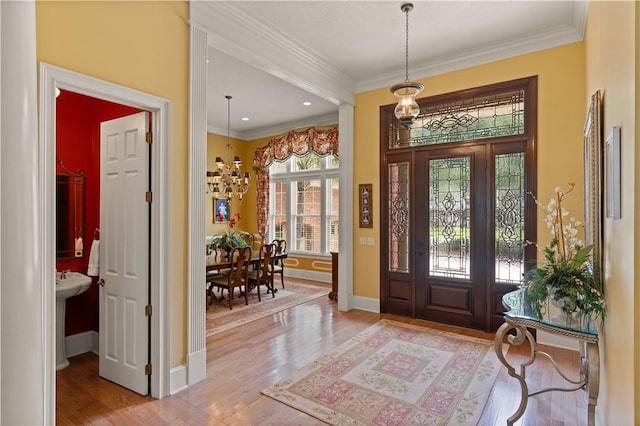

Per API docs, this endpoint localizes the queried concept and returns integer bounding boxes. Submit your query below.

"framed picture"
[214,198,230,223]
[583,90,603,285]
[606,126,621,219]
[359,184,372,228]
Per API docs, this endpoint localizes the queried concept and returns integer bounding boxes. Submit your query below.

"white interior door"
[99,111,150,395]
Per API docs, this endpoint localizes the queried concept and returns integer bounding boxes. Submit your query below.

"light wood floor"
[57,283,588,425]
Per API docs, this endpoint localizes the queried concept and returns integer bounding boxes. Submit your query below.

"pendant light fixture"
[207,95,250,201]
[390,3,423,129]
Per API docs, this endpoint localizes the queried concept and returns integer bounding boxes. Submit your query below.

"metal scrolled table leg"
[494,321,537,425]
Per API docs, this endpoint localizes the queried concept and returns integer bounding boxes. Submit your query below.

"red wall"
[56,89,143,336]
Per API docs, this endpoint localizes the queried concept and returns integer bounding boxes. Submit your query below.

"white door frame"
[39,63,171,404]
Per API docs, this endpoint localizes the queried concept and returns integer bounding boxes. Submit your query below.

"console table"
[329,252,338,300]
[495,288,599,426]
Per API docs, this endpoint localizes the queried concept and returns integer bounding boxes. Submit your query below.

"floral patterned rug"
[206,279,330,337]
[262,319,503,425]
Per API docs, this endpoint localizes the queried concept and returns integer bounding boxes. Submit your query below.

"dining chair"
[246,243,276,298]
[271,239,286,289]
[208,246,252,309]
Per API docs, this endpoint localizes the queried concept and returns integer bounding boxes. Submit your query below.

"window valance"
[253,126,339,236]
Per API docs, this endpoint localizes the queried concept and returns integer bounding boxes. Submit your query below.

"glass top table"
[502,288,598,337]
[495,288,599,426]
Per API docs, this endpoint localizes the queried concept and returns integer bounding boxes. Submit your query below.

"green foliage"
[525,184,606,326]
[209,231,250,253]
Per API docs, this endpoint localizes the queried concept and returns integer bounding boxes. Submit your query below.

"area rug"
[262,319,504,425]
[206,280,329,337]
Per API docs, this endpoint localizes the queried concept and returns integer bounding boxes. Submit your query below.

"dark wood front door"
[380,77,538,332]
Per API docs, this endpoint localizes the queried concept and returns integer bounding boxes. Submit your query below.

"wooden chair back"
[230,246,252,285]
[271,239,287,289]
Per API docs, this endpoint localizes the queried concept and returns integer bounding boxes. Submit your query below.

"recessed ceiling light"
[303,101,312,106]
[241,117,250,121]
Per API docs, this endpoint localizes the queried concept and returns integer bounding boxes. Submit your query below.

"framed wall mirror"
[583,90,603,285]
[56,174,85,259]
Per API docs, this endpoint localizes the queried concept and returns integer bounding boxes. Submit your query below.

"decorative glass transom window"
[388,88,525,149]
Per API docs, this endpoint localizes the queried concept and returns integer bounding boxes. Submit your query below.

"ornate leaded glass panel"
[388,162,410,273]
[429,157,470,279]
[389,89,525,148]
[495,153,525,283]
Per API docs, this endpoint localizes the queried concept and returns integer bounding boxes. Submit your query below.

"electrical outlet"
[359,237,367,245]
[367,237,375,246]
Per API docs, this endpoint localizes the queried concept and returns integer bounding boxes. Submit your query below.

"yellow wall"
[584,2,637,423]
[353,42,586,299]
[36,1,190,367]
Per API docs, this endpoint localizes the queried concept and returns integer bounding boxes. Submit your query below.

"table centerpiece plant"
[209,212,251,259]
[524,183,606,326]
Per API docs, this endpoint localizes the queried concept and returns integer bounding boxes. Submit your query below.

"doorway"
[380,76,538,332]
[40,63,171,412]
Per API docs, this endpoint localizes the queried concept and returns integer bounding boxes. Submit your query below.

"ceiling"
[194,1,587,140]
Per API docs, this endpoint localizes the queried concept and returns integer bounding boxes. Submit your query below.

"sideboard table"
[495,288,599,426]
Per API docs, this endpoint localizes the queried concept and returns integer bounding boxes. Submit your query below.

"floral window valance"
[253,126,339,236]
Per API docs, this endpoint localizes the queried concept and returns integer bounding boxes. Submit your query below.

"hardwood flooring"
[57,283,588,425]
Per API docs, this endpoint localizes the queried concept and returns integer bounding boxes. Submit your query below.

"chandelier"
[390,3,423,129]
[207,95,250,201]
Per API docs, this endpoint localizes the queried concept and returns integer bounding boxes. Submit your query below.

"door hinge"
[145,363,152,375]
[146,132,152,144]
[145,191,152,203]
[145,304,152,316]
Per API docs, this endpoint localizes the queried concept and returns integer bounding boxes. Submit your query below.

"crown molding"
[207,112,339,142]
[191,2,355,106]
[356,24,586,93]
[571,0,588,38]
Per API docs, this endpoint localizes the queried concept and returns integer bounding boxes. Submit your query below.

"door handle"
[98,278,105,287]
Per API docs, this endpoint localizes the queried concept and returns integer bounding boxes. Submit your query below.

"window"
[269,152,339,255]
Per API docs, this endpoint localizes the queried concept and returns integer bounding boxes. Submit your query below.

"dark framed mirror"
[56,174,85,259]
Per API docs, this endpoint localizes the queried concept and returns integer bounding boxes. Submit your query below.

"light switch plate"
[367,237,375,246]
[359,237,367,245]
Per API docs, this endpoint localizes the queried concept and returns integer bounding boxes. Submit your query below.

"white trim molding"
[1,2,43,424]
[337,104,354,311]
[186,24,208,388]
[39,64,172,403]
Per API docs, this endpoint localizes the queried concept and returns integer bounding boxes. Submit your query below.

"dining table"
[205,248,288,304]
[205,248,288,272]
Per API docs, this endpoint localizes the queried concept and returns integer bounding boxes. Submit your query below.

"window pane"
[271,181,287,241]
[389,162,410,273]
[429,157,471,280]
[390,89,525,148]
[495,152,525,283]
[270,160,288,174]
[294,179,321,252]
[327,177,339,252]
[327,154,340,169]
[293,152,321,171]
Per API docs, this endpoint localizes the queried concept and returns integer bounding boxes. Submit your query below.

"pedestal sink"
[56,271,92,370]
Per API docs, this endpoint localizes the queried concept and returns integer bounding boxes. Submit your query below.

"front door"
[380,77,537,331]
[98,112,150,395]
[414,146,487,328]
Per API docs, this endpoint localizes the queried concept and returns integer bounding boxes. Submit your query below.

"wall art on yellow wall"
[359,184,372,228]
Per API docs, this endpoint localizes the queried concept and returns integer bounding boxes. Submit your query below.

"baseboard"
[65,330,99,358]
[536,330,579,351]
[353,295,380,313]
[170,364,188,395]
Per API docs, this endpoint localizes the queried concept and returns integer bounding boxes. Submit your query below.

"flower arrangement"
[209,213,250,254]
[524,183,606,325]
